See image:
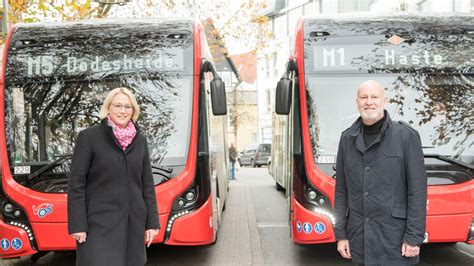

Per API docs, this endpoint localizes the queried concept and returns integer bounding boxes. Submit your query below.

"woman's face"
[108,93,134,128]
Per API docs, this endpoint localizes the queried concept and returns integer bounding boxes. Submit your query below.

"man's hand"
[145,229,159,247]
[401,242,420,257]
[71,232,87,244]
[337,239,352,259]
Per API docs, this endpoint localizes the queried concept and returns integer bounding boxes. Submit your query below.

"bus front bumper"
[291,197,336,244]
[0,219,36,259]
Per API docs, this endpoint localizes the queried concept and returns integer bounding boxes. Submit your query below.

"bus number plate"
[14,166,31,175]
[317,156,335,164]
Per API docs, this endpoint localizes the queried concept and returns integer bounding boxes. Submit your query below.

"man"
[229,142,238,179]
[334,80,427,265]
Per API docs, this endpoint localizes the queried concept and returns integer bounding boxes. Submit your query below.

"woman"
[68,87,159,266]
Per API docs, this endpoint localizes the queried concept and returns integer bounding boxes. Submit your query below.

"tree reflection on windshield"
[306,74,473,165]
[5,74,192,170]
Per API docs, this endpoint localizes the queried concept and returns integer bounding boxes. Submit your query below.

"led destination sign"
[309,32,473,73]
[312,44,460,72]
[24,48,184,78]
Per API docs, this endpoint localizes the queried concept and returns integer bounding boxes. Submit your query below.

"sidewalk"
[205,180,265,265]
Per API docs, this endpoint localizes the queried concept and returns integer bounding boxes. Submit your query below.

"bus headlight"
[4,203,13,213]
[316,196,326,205]
[307,190,317,200]
[186,191,195,201]
[172,189,199,211]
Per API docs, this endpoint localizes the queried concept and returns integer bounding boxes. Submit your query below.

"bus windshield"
[4,21,194,182]
[304,31,473,169]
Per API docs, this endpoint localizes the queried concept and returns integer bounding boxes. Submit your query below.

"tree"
[1,0,118,44]
[107,0,275,55]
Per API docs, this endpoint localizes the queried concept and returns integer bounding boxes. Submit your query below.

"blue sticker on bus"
[11,238,22,250]
[303,222,312,234]
[314,222,326,234]
[33,203,53,218]
[296,221,302,233]
[1,238,10,250]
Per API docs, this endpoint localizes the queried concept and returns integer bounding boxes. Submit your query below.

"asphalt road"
[1,167,473,265]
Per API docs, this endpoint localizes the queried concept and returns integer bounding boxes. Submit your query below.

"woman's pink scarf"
[107,115,137,150]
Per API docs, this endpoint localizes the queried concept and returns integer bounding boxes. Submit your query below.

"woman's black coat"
[68,120,160,266]
[334,112,427,265]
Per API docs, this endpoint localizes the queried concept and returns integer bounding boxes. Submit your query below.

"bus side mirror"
[275,77,292,115]
[210,78,227,116]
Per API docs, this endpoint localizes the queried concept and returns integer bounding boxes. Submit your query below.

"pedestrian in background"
[68,87,160,266]
[334,80,427,265]
[229,142,238,179]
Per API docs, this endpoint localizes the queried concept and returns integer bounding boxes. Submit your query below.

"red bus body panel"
[0,20,216,259]
[291,197,336,244]
[291,18,473,245]
[166,195,215,245]
[0,220,36,258]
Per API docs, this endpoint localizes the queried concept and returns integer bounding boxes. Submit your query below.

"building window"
[266,88,271,113]
[303,1,321,15]
[272,52,278,77]
[265,56,271,78]
[338,0,370,13]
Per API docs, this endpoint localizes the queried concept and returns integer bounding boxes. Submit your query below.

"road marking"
[454,248,474,258]
[257,223,288,228]
[449,244,474,258]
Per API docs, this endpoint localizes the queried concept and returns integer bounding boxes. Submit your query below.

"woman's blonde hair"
[99,87,141,121]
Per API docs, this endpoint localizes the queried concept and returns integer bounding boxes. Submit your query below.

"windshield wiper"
[151,164,173,182]
[27,154,72,182]
[424,153,473,170]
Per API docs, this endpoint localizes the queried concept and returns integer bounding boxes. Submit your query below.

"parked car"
[239,143,271,167]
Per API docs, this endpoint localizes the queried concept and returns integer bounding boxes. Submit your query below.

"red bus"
[271,14,473,245]
[0,19,229,259]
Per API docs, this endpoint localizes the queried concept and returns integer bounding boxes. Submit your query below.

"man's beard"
[360,110,383,124]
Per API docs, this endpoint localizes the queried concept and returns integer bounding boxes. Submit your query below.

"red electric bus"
[0,18,230,260]
[271,14,473,245]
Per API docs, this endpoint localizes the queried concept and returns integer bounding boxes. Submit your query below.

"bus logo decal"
[303,222,312,234]
[11,238,22,250]
[314,222,326,234]
[296,221,302,233]
[1,238,10,250]
[387,35,405,45]
[33,203,53,218]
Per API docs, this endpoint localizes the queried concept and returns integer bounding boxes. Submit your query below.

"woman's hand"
[145,229,159,247]
[71,232,87,243]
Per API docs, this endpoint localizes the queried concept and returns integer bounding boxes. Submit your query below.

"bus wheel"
[276,181,284,191]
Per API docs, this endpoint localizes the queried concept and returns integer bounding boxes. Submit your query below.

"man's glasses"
[111,103,133,111]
